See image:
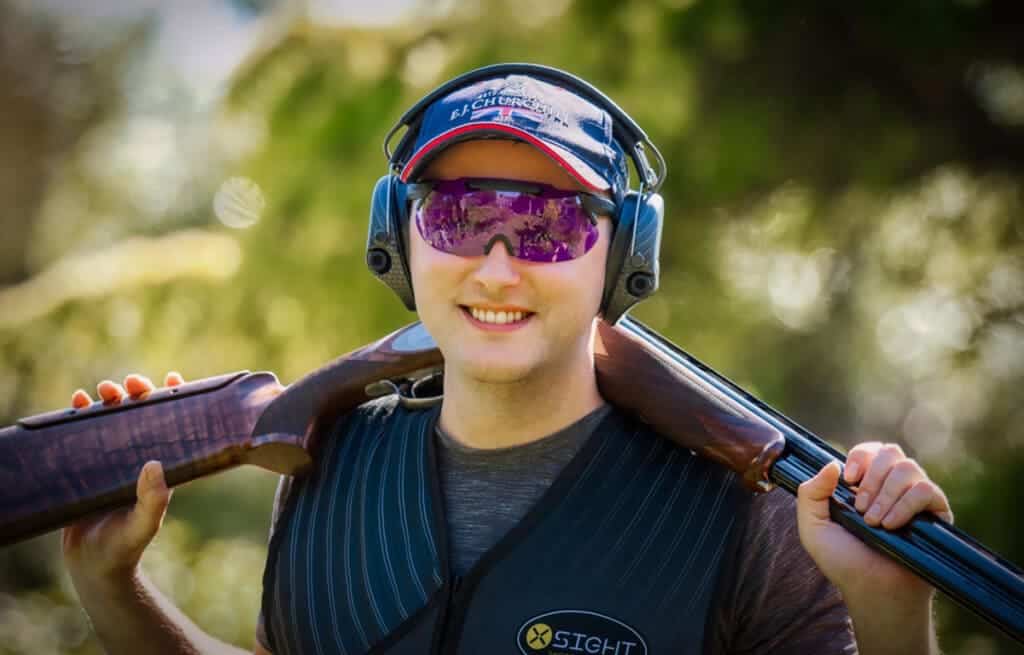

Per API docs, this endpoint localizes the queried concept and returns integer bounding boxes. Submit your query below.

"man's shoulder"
[599,404,758,517]
[328,392,430,438]
[267,393,433,535]
[605,404,751,481]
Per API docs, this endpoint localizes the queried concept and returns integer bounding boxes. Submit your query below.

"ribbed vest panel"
[262,398,446,655]
[261,396,749,655]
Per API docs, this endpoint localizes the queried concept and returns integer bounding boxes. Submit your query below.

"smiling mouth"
[459,305,535,326]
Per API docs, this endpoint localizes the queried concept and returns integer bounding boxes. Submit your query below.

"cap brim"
[399,123,611,193]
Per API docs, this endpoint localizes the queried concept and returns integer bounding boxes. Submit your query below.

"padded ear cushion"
[366,175,393,273]
[366,175,416,310]
[601,193,638,314]
[601,192,664,324]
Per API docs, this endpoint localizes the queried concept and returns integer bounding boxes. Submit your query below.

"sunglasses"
[408,178,616,263]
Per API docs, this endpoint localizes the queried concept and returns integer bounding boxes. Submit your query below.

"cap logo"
[472,104,543,124]
[448,88,570,127]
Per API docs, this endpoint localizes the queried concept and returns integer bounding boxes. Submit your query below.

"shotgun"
[0,318,1021,643]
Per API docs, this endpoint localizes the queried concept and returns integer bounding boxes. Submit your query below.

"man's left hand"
[796,442,952,617]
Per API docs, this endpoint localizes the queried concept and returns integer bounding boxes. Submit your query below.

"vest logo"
[524,622,553,649]
[516,610,647,655]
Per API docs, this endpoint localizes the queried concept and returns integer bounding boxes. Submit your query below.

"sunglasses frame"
[405,177,617,224]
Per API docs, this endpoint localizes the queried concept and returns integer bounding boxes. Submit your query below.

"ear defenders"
[365,62,666,325]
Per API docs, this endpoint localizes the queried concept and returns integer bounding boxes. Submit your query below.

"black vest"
[261,396,748,655]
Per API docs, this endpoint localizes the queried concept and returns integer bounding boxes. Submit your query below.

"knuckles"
[848,441,884,458]
[879,443,905,458]
[890,458,922,479]
[908,479,934,497]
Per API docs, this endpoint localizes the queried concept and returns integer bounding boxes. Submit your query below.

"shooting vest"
[261,396,748,655]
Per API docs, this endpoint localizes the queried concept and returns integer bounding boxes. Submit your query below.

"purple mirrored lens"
[414,179,600,263]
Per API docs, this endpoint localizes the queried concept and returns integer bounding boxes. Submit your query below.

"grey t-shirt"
[433,404,612,576]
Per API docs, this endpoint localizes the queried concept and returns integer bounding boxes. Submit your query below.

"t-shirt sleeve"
[704,487,857,655]
[255,474,295,653]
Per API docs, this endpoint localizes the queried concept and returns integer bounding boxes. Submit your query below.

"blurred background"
[0,0,1021,652]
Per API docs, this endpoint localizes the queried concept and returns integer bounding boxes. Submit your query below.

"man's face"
[408,139,612,384]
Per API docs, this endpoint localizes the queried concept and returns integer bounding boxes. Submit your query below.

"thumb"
[797,460,841,523]
[124,460,172,550]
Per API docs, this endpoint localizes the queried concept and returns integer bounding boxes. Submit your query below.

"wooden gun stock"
[0,322,442,546]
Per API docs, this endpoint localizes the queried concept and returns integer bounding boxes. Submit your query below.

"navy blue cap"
[399,73,629,200]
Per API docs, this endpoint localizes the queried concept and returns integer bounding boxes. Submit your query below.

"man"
[64,65,952,654]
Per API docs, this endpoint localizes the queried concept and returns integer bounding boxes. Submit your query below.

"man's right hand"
[59,373,256,655]
[62,372,184,589]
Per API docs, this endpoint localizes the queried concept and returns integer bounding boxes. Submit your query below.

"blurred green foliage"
[1,0,1022,653]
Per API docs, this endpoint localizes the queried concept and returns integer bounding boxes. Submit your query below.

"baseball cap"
[398,73,630,202]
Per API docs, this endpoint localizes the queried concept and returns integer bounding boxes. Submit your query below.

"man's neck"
[438,341,606,450]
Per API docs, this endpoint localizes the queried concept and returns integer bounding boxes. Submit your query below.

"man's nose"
[472,236,521,292]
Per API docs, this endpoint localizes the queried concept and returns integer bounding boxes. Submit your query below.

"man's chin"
[459,356,538,385]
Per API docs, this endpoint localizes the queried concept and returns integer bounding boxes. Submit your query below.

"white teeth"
[468,307,529,324]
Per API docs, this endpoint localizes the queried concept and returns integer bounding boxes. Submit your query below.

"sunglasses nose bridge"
[472,236,521,293]
[483,234,515,257]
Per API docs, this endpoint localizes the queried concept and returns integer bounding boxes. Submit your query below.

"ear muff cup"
[601,191,664,324]
[366,175,416,311]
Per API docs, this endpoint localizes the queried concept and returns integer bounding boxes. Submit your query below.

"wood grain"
[0,322,443,546]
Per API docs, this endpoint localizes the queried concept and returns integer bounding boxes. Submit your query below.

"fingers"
[124,461,172,550]
[844,440,954,529]
[880,480,953,528]
[843,441,884,483]
[72,371,183,407]
[798,460,841,523]
[123,374,155,397]
[863,459,921,526]
[97,380,127,405]
[71,389,91,409]
[849,443,904,513]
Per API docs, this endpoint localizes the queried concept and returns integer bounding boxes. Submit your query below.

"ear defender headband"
[365,62,666,325]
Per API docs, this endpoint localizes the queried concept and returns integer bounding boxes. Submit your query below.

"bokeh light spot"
[214,176,265,229]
